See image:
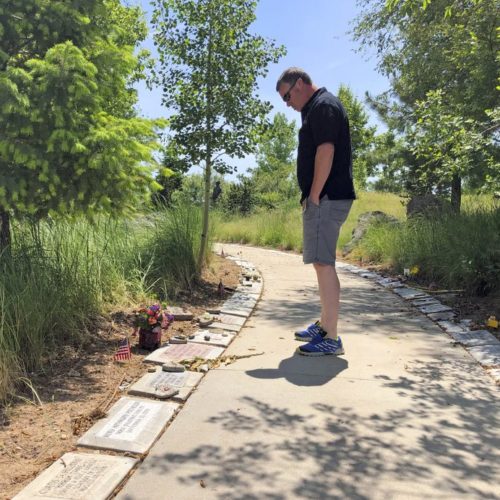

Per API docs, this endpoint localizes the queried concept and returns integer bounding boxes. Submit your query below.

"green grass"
[214,191,499,295]
[357,198,500,295]
[214,192,406,252]
[0,202,205,403]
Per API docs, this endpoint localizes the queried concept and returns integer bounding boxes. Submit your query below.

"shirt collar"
[301,87,327,120]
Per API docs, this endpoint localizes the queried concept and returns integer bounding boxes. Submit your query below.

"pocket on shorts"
[327,199,353,224]
[303,197,320,219]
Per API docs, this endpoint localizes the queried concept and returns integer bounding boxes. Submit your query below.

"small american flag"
[113,337,131,361]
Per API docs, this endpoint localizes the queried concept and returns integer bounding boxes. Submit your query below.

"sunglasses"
[282,79,298,102]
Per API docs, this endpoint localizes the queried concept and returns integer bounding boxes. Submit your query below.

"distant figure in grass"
[276,67,355,356]
[212,180,222,204]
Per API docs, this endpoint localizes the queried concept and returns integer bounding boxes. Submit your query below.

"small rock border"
[337,261,500,386]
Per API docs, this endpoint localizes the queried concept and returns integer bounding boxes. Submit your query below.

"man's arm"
[309,142,335,205]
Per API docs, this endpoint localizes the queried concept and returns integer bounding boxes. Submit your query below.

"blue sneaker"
[297,337,345,356]
[294,321,326,342]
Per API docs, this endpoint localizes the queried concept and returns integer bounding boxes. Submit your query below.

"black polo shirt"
[297,88,356,202]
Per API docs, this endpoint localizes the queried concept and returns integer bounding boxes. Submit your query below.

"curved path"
[118,244,499,500]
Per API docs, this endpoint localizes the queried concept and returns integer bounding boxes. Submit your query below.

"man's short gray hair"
[276,67,312,91]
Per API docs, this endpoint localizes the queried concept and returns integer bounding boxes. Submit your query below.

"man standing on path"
[276,67,355,356]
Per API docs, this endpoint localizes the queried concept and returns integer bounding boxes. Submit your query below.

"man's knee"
[313,262,335,272]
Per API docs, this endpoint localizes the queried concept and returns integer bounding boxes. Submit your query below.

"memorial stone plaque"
[13,453,138,500]
[218,314,246,326]
[226,292,257,306]
[224,301,255,310]
[427,310,456,321]
[77,397,178,454]
[210,321,242,333]
[223,300,254,311]
[128,368,204,402]
[450,330,500,347]
[411,297,439,307]
[144,343,224,364]
[220,306,251,318]
[467,344,500,367]
[437,320,467,334]
[378,279,404,289]
[393,287,428,300]
[419,303,452,314]
[188,329,235,347]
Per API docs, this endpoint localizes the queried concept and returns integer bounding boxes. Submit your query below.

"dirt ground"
[0,254,242,500]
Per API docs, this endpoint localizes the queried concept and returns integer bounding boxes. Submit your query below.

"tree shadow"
[124,356,498,500]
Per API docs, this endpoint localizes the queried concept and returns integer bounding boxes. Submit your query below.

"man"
[276,67,355,356]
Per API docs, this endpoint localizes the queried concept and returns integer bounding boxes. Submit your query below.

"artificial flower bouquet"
[133,304,173,350]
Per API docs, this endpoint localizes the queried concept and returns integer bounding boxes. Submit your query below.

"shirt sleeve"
[309,102,341,147]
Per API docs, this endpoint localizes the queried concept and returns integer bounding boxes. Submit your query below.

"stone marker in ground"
[218,313,246,326]
[427,310,456,321]
[411,297,439,307]
[144,343,224,364]
[128,367,203,402]
[393,287,429,300]
[226,292,257,305]
[449,330,500,347]
[223,300,255,311]
[13,452,137,500]
[419,303,452,314]
[466,344,500,367]
[220,306,252,318]
[166,306,193,321]
[187,329,235,347]
[77,397,178,454]
[233,290,260,301]
[437,321,468,334]
[210,321,242,333]
[378,279,404,289]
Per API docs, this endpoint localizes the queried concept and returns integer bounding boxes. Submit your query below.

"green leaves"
[152,0,285,174]
[0,1,164,225]
[354,0,498,202]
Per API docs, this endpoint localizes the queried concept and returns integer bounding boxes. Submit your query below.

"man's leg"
[313,262,340,340]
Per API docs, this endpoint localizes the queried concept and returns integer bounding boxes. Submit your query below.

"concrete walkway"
[117,244,499,500]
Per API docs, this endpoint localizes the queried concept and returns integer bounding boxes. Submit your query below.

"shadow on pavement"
[125,355,499,499]
[245,354,348,386]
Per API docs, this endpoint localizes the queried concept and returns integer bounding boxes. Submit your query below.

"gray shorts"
[302,197,353,265]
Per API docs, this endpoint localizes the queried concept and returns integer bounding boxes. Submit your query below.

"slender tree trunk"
[197,5,214,271]
[198,151,211,270]
[451,174,461,214]
[0,207,11,253]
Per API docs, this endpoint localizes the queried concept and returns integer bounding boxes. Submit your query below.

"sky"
[131,0,391,175]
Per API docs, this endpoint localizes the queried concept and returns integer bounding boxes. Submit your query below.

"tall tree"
[250,112,298,207]
[337,85,377,190]
[353,0,498,208]
[0,0,164,249]
[151,0,285,269]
